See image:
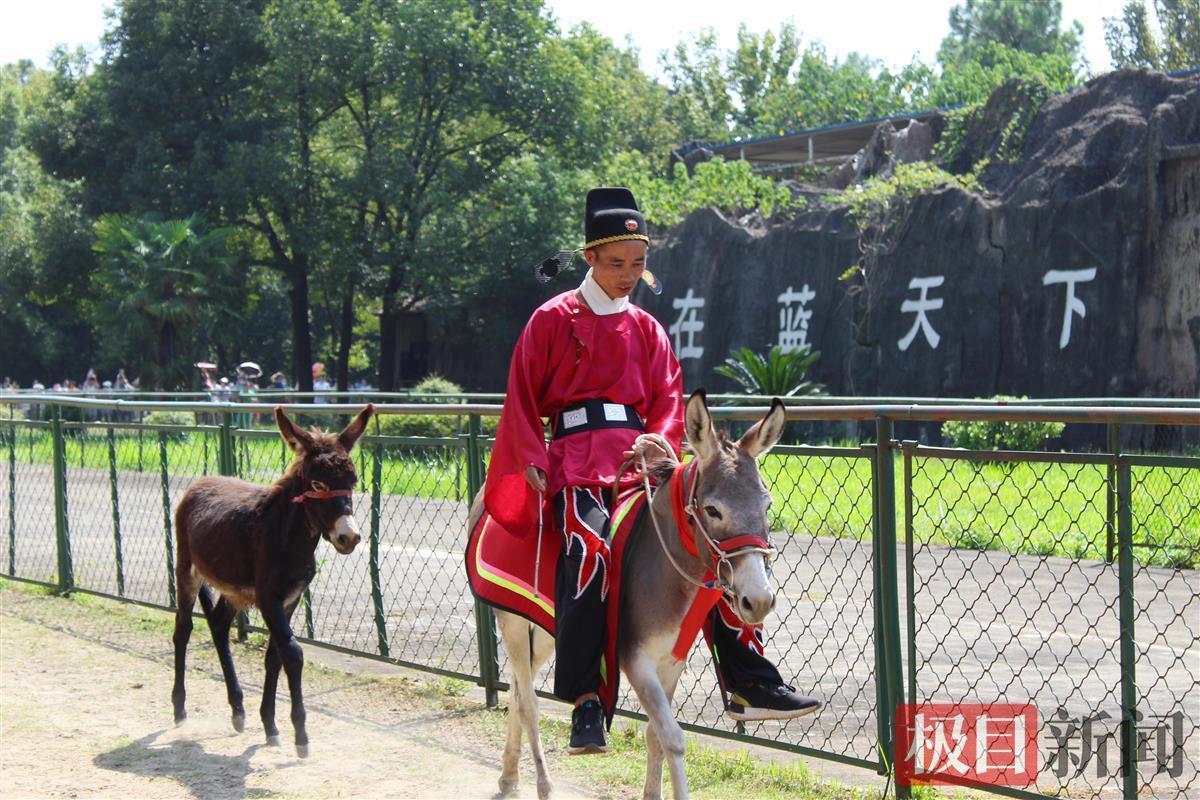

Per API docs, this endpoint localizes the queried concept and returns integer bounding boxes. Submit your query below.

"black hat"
[533,187,661,294]
[584,187,649,250]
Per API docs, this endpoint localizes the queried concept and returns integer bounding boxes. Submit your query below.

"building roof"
[705,108,943,167]
[701,68,1200,169]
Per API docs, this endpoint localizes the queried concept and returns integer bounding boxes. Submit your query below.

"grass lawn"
[5,424,1198,568]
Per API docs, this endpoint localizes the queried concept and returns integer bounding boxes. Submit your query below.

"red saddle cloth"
[465,487,647,726]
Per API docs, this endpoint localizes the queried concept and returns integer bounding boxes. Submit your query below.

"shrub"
[380,374,466,440]
[142,410,196,441]
[142,410,197,427]
[941,396,1065,451]
[714,345,824,397]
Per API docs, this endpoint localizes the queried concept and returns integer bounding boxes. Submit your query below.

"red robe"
[484,290,684,535]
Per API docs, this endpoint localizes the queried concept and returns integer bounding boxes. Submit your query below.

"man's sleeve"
[643,318,685,456]
[483,311,552,533]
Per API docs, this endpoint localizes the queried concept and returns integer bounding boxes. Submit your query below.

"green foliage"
[941,398,1066,450]
[142,409,197,440]
[603,153,801,227]
[939,0,1084,69]
[934,78,1054,171]
[409,374,463,401]
[714,345,824,397]
[91,214,237,389]
[376,374,471,439]
[835,162,981,232]
[1105,0,1200,71]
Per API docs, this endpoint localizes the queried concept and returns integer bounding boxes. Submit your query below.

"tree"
[0,61,98,386]
[91,215,237,388]
[659,28,736,142]
[1105,0,1200,71]
[938,0,1084,69]
[341,0,584,390]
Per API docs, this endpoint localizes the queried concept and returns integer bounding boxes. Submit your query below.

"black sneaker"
[725,681,821,722]
[568,699,609,754]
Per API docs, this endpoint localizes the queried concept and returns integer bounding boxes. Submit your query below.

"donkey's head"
[275,404,375,554]
[684,389,786,625]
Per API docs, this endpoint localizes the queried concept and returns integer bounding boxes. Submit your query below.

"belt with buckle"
[552,398,644,441]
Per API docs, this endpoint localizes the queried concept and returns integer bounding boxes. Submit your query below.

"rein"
[290,464,354,505]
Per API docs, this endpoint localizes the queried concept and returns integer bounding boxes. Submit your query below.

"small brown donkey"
[172,404,374,757]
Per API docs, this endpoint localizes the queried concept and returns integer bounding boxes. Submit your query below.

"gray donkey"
[471,390,787,800]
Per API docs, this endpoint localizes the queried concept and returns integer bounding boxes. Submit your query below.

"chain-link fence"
[1,395,1196,799]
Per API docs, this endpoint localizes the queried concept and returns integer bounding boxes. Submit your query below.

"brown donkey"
[171,404,374,757]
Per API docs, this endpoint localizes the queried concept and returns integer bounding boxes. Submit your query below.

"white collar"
[579,268,629,315]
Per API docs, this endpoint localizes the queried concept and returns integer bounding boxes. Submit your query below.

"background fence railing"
[1,394,1196,799]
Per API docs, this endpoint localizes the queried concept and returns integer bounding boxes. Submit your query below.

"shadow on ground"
[94,728,274,800]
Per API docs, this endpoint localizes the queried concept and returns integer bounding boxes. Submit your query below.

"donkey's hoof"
[173,711,187,726]
[266,734,281,747]
[537,779,553,800]
[295,743,309,759]
[231,712,245,733]
[497,777,518,796]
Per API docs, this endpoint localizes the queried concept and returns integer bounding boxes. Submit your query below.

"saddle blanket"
[465,487,647,725]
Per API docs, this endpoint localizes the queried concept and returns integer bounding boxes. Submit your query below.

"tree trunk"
[378,302,397,392]
[289,263,314,393]
[337,286,353,392]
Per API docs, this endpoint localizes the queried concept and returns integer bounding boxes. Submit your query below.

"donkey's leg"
[624,652,689,800]
[198,588,245,732]
[260,600,309,757]
[496,614,527,795]
[528,626,555,799]
[642,659,686,800]
[260,631,283,746]
[171,565,199,724]
[497,613,554,799]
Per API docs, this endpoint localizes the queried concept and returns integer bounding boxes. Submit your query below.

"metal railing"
[1,394,1196,799]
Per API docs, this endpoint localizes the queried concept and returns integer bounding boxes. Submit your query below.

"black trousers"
[552,486,781,703]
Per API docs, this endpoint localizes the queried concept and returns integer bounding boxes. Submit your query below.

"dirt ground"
[0,584,599,800]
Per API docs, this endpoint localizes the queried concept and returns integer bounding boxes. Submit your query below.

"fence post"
[108,427,125,596]
[873,417,906,793]
[1116,459,1139,799]
[8,415,16,575]
[50,405,74,593]
[901,441,918,711]
[466,413,500,707]
[1106,423,1120,563]
[369,441,390,657]
[159,431,176,609]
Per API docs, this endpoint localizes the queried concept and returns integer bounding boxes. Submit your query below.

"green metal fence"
[0,394,1196,799]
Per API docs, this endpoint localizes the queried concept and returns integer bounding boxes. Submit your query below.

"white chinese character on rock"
[897,276,945,351]
[1042,268,1097,349]
[669,288,706,360]
[777,284,816,352]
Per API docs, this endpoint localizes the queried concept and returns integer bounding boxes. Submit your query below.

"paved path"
[2,461,1196,797]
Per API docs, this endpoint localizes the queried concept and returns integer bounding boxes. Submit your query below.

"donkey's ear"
[275,406,315,454]
[739,398,786,459]
[685,389,717,462]
[338,404,375,452]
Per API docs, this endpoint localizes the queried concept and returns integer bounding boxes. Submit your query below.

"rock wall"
[632,70,1200,411]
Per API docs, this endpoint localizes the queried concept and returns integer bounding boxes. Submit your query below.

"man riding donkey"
[483,188,820,754]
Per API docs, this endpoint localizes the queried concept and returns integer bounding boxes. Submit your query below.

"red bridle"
[291,464,354,505]
[667,460,776,588]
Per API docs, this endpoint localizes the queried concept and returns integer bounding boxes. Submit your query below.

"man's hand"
[623,434,677,476]
[525,465,547,494]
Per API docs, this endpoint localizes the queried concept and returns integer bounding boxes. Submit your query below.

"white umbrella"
[237,361,263,377]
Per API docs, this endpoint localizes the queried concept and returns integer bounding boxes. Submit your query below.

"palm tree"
[93,215,236,388]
